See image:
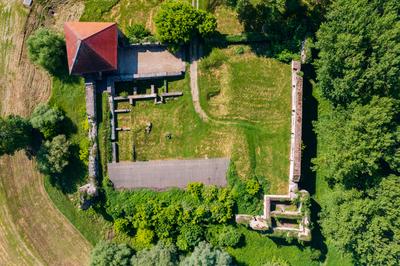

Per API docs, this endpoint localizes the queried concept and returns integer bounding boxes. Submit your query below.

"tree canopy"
[320,175,400,265]
[90,241,133,266]
[36,135,70,175]
[131,242,178,266]
[0,115,32,156]
[179,241,232,266]
[27,28,67,76]
[30,103,64,139]
[313,97,400,188]
[154,0,217,47]
[315,0,400,105]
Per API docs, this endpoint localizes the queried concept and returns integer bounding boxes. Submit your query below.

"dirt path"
[0,1,91,265]
[190,41,210,122]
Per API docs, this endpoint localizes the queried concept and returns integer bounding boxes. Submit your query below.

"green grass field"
[198,46,292,193]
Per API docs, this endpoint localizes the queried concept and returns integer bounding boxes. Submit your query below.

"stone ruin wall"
[79,79,98,205]
[236,60,311,241]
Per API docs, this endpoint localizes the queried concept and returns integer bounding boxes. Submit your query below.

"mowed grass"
[214,5,243,35]
[199,46,292,193]
[103,0,162,33]
[115,74,235,163]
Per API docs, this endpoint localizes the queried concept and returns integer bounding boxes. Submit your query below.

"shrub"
[235,46,245,55]
[179,241,233,266]
[27,28,66,75]
[263,256,290,266]
[133,228,155,250]
[199,49,227,70]
[90,241,133,266]
[30,103,64,139]
[206,225,241,247]
[126,24,151,44]
[276,49,300,63]
[114,218,130,234]
[245,179,261,196]
[176,224,204,251]
[187,182,204,200]
[36,135,70,175]
[119,91,129,98]
[79,137,90,166]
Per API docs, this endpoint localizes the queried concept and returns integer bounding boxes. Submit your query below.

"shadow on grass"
[49,144,87,194]
[59,115,78,138]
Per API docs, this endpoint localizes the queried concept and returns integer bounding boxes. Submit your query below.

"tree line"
[313,0,400,265]
[0,104,72,185]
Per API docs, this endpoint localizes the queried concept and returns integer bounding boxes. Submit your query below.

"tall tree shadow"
[299,63,328,260]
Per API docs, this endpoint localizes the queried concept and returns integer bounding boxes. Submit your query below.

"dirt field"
[0,0,91,265]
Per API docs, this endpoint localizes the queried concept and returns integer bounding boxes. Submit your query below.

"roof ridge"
[70,39,82,73]
[70,42,114,74]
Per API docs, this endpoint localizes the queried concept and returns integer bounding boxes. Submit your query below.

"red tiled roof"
[64,22,118,75]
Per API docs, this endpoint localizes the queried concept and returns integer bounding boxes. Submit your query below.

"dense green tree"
[36,135,70,175]
[320,175,400,265]
[30,103,64,139]
[27,28,66,75]
[154,0,216,47]
[179,241,232,266]
[0,115,32,156]
[132,228,155,250]
[114,218,130,234]
[90,241,133,266]
[206,225,241,248]
[176,224,203,251]
[315,0,400,105]
[313,97,400,188]
[131,242,178,266]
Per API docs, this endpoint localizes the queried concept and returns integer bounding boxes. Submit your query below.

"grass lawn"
[104,0,162,32]
[213,5,243,35]
[198,46,292,193]
[114,74,234,163]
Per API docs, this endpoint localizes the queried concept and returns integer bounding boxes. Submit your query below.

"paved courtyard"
[117,45,185,77]
[107,158,229,190]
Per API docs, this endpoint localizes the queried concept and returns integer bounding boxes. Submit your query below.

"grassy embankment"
[46,77,111,246]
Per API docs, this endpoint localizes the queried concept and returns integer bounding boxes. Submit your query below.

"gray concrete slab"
[108,158,229,190]
[117,45,185,77]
